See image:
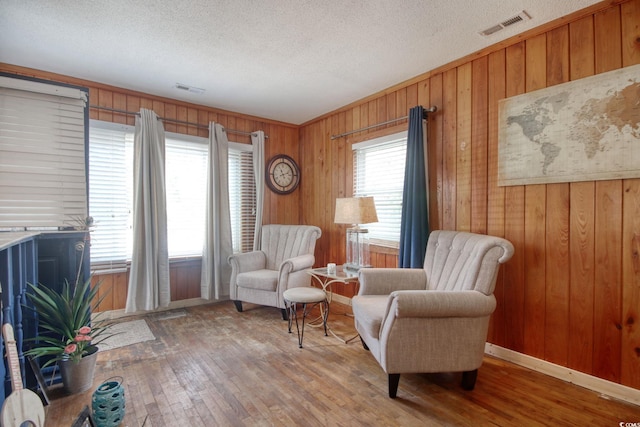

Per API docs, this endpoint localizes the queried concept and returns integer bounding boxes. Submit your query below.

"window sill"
[91,255,203,274]
[370,243,399,256]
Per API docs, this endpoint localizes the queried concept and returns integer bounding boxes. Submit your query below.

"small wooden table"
[307,266,360,344]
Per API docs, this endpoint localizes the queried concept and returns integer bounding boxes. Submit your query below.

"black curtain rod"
[330,105,437,140]
[90,105,268,138]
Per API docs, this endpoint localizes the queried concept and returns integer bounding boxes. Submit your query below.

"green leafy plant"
[25,276,113,367]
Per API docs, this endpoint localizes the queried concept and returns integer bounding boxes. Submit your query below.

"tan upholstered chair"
[352,230,514,398]
[228,224,322,319]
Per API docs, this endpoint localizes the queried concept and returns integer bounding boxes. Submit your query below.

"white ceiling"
[0,0,601,125]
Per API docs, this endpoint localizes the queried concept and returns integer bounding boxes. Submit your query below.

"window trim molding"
[352,130,408,151]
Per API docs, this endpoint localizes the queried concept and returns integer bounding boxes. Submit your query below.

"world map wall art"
[498,63,640,186]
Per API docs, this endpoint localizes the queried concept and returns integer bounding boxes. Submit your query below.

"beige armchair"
[352,230,514,398]
[228,224,322,319]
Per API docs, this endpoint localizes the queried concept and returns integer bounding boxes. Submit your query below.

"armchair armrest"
[228,250,266,273]
[280,253,315,274]
[358,268,427,295]
[389,290,496,318]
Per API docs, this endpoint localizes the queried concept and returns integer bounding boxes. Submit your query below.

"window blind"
[229,142,256,253]
[88,122,133,271]
[165,135,208,257]
[0,76,88,230]
[353,131,407,247]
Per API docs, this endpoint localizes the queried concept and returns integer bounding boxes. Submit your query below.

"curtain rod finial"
[422,106,437,118]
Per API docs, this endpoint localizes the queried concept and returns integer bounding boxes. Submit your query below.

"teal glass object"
[92,376,125,427]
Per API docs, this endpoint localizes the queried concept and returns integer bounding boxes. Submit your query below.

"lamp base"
[345,227,371,272]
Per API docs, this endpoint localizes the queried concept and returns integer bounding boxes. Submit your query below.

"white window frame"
[352,131,407,248]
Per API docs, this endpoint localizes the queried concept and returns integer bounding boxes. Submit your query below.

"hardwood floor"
[43,301,640,426]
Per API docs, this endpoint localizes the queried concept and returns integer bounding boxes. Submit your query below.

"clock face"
[266,154,300,194]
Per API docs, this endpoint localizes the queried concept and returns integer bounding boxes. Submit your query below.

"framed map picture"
[498,63,640,186]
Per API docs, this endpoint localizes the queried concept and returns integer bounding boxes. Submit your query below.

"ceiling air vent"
[479,11,531,36]
[174,83,205,95]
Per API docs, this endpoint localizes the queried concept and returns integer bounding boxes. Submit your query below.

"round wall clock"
[266,154,300,194]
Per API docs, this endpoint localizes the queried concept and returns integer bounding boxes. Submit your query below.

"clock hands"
[274,163,293,186]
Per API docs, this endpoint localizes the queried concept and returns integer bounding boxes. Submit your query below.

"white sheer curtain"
[251,131,265,250]
[125,108,170,312]
[201,122,233,300]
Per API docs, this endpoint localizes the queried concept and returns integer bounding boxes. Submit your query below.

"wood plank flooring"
[43,301,640,426]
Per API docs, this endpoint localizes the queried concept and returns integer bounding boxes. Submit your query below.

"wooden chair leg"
[280,308,289,321]
[461,369,478,390]
[388,374,400,398]
[233,300,243,312]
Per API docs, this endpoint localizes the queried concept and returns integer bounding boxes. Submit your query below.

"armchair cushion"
[350,295,389,339]
[236,269,279,292]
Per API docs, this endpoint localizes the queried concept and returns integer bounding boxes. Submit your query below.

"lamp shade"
[334,197,378,225]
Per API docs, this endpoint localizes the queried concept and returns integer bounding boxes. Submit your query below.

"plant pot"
[59,347,98,394]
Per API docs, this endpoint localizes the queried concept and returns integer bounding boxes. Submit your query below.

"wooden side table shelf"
[307,266,360,344]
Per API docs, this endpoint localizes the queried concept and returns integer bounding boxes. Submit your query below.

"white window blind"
[88,121,133,271]
[353,131,407,247]
[0,76,88,229]
[229,142,256,253]
[165,135,208,257]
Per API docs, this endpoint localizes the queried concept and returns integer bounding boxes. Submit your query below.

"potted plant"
[25,275,113,394]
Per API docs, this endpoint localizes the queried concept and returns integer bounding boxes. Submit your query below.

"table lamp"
[334,197,378,272]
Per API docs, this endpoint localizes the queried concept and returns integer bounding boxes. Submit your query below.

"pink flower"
[75,335,92,342]
[64,344,77,354]
[78,326,91,335]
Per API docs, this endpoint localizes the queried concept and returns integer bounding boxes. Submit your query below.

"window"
[89,121,209,269]
[165,135,208,258]
[353,131,407,247]
[88,122,133,270]
[228,142,256,253]
[88,120,256,270]
[0,75,88,229]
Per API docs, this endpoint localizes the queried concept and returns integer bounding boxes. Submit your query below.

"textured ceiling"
[0,0,601,125]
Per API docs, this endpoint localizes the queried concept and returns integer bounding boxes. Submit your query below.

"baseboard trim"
[485,343,640,407]
[95,297,218,321]
[330,293,352,306]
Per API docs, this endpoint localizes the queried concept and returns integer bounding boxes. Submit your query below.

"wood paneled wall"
[0,63,301,312]
[299,0,640,390]
[1,0,639,392]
